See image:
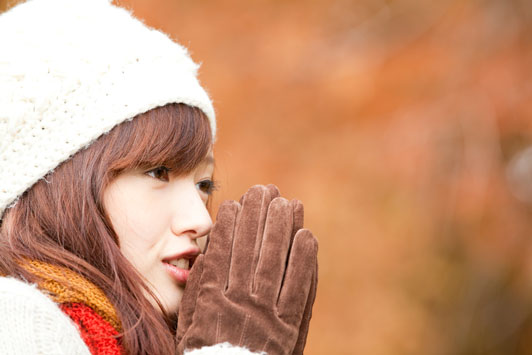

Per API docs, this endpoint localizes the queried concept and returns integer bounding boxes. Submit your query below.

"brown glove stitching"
[262,338,272,353]
[216,312,222,343]
[239,314,251,346]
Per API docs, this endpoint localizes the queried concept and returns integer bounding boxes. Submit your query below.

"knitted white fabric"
[0,277,261,355]
[185,343,266,355]
[0,0,216,217]
[0,277,91,354]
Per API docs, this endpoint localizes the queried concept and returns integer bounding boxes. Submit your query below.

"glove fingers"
[202,200,240,288]
[288,199,311,355]
[176,254,204,342]
[266,184,281,200]
[238,184,280,205]
[291,262,318,355]
[252,197,293,303]
[277,229,318,327]
[290,199,304,240]
[227,185,273,296]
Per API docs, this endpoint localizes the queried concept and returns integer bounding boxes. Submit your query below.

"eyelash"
[145,166,218,195]
[196,179,218,195]
[145,166,170,182]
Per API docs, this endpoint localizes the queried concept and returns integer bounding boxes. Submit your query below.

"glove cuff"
[184,342,266,355]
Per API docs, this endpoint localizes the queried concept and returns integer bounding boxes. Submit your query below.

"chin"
[143,283,183,315]
[159,286,185,315]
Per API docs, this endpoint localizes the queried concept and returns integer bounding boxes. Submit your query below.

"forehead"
[199,150,215,170]
[183,149,214,175]
[203,151,214,165]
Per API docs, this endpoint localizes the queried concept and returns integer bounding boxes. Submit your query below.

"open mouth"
[163,253,197,269]
[162,252,199,284]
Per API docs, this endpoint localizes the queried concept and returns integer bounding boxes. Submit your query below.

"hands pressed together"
[177,185,318,354]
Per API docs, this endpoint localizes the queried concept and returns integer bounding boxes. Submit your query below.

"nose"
[169,182,212,240]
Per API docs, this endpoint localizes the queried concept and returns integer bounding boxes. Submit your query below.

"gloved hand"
[289,196,318,355]
[176,185,318,354]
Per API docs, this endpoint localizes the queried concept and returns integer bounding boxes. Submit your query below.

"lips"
[162,248,200,285]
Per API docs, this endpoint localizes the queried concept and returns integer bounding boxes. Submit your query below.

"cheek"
[104,185,169,264]
[112,205,166,257]
[110,205,166,279]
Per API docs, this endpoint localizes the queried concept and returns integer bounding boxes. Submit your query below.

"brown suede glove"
[176,185,318,354]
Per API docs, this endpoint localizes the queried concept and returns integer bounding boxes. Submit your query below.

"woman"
[0,0,317,354]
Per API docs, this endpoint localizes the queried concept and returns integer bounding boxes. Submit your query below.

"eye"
[196,179,218,195]
[145,166,170,182]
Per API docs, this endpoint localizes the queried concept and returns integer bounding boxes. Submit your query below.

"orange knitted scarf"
[21,260,122,333]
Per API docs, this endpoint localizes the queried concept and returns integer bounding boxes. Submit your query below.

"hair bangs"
[106,103,212,176]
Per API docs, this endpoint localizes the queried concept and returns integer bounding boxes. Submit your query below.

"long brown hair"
[0,103,212,354]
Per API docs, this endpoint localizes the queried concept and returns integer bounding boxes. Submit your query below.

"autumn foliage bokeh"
[2,0,532,353]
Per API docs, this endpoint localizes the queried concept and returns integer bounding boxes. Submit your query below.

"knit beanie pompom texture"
[0,0,216,217]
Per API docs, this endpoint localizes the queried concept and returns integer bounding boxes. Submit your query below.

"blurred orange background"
[2,0,532,353]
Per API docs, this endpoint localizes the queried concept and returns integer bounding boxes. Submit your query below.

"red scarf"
[61,303,121,355]
[23,260,122,355]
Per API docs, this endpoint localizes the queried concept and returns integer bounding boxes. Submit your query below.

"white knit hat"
[0,0,216,217]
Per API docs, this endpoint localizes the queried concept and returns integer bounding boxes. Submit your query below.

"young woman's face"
[103,152,215,314]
